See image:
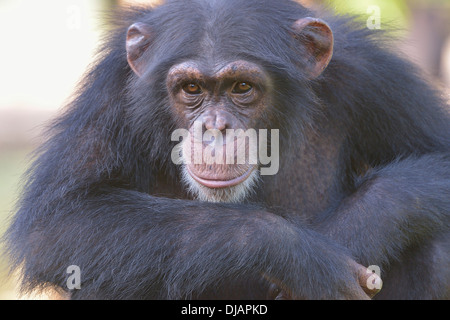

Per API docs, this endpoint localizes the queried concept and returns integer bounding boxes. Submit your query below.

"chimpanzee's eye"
[182,83,202,95]
[232,82,253,94]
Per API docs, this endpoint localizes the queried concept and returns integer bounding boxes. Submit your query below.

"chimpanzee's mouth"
[186,165,256,189]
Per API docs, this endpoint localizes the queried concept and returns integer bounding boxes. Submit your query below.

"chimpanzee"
[5,0,449,299]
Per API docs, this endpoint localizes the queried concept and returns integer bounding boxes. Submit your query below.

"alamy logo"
[367,5,381,30]
[366,265,382,290]
[66,265,81,290]
[171,121,280,176]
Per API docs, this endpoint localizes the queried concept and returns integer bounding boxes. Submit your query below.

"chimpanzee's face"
[165,59,272,202]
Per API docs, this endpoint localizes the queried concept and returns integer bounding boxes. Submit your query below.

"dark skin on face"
[166,60,270,184]
[166,61,268,126]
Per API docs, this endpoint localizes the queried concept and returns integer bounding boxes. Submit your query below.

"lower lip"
[186,166,255,189]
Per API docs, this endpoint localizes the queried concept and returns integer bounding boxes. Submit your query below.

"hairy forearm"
[9,187,365,299]
[12,190,265,298]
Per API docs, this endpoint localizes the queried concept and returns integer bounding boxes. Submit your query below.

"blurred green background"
[0,0,449,299]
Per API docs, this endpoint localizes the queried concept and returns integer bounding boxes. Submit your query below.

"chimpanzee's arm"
[315,154,450,268]
[8,186,370,300]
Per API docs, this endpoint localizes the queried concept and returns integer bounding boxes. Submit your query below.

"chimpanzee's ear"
[291,17,334,79]
[126,22,153,77]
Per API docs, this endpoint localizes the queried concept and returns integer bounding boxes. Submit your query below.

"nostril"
[203,115,216,131]
[215,117,228,132]
[202,110,234,132]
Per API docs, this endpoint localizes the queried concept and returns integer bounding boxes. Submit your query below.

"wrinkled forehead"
[166,60,268,82]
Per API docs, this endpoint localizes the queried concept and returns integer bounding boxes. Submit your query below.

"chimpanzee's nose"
[202,109,235,132]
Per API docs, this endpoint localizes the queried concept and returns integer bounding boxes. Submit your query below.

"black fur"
[5,0,450,299]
